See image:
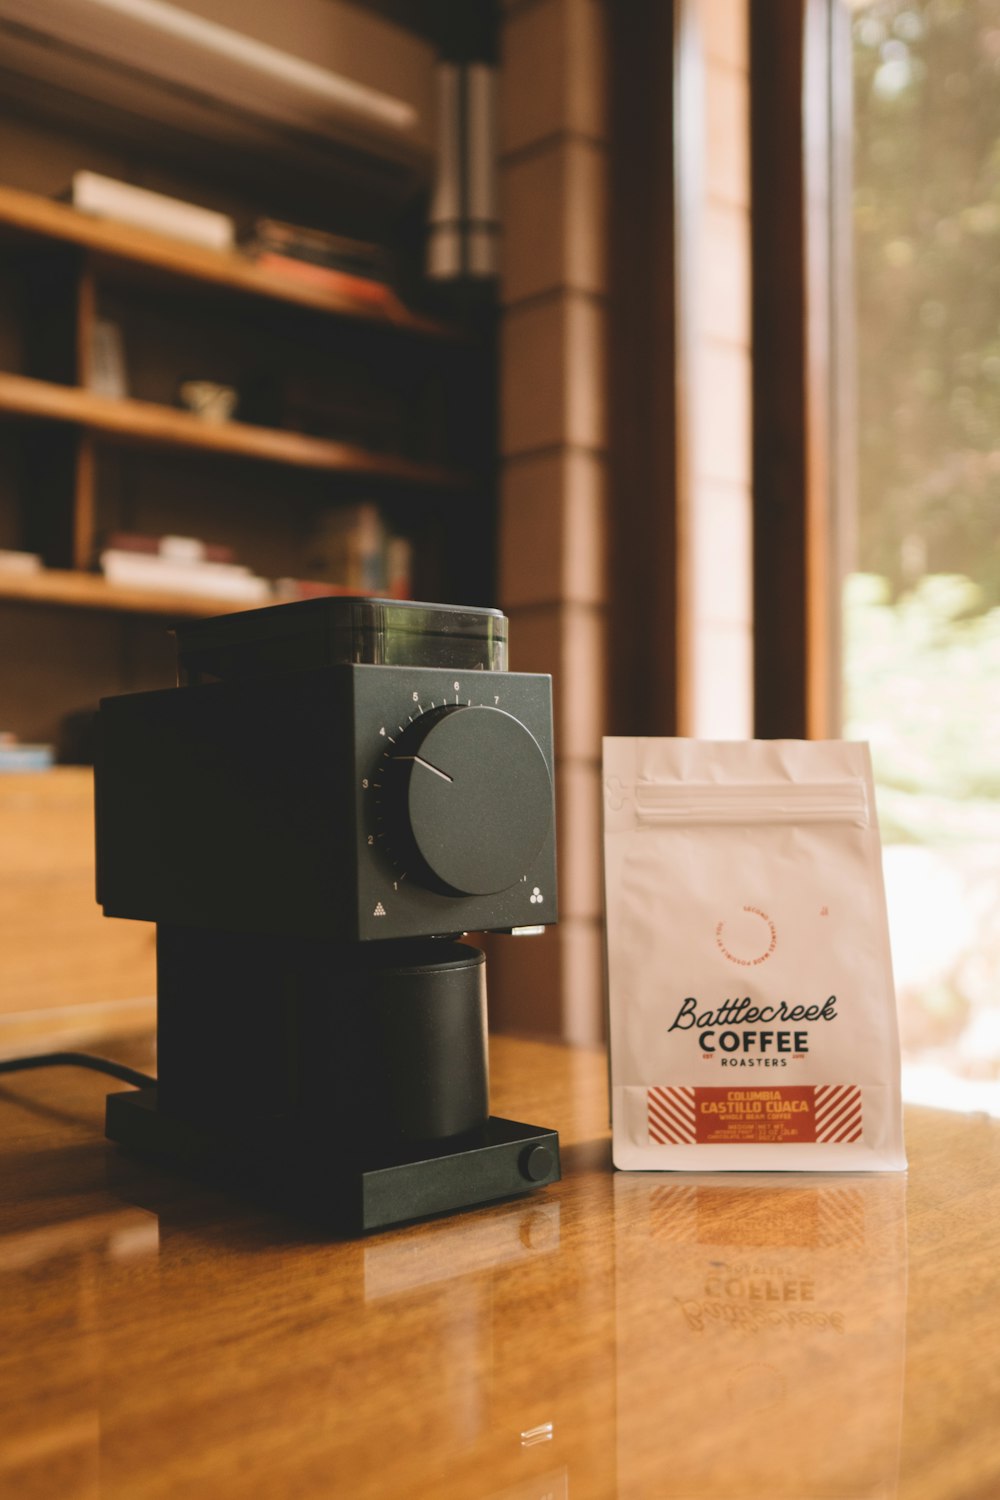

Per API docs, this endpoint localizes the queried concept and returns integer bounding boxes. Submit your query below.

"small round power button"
[520,1143,554,1182]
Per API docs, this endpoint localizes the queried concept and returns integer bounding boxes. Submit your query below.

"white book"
[100,550,270,603]
[0,549,42,575]
[69,171,235,253]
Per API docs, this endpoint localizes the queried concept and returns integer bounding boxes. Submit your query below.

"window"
[845,0,1000,1109]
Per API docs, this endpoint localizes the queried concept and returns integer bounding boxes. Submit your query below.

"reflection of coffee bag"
[603,739,905,1171]
[613,1173,908,1499]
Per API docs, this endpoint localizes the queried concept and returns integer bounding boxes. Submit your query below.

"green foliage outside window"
[853,0,1000,602]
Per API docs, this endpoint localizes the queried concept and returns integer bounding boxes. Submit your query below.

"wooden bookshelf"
[0,182,456,340]
[0,171,493,747]
[0,372,468,488]
[0,182,481,586]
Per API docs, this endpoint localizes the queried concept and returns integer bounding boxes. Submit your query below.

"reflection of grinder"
[96,597,560,1231]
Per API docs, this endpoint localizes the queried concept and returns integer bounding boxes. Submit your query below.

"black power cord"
[0,1051,155,1091]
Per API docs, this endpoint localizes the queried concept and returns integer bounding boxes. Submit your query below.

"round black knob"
[384,705,552,896]
[520,1144,555,1183]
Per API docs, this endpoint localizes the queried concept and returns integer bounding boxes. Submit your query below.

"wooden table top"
[1,1031,998,1500]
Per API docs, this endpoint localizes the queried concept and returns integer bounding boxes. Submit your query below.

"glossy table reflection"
[1,1034,999,1499]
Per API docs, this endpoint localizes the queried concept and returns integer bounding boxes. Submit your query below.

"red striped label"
[648,1086,696,1144]
[814,1084,863,1143]
[648,1085,862,1146]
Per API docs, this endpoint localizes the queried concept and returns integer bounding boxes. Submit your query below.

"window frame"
[750,0,852,739]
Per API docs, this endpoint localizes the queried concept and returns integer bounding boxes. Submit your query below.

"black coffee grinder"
[95,597,560,1231]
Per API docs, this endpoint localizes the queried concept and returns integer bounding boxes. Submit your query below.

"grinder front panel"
[96,663,556,944]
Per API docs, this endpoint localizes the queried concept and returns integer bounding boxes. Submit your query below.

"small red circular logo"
[716,906,777,966]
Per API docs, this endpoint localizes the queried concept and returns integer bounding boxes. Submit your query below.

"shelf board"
[0,372,468,488]
[0,566,265,618]
[0,182,456,341]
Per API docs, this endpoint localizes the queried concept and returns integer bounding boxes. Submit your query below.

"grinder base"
[106,1087,561,1233]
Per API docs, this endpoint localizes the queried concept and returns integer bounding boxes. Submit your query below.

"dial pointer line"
[395,755,453,783]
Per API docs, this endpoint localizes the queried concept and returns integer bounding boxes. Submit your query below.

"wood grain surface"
[0,1032,998,1499]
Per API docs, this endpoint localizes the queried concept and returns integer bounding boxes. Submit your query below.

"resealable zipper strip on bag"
[603,738,906,1173]
[634,780,870,824]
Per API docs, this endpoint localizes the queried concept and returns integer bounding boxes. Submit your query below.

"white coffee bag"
[603,739,906,1171]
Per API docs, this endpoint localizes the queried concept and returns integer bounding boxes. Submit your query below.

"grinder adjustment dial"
[379,704,552,896]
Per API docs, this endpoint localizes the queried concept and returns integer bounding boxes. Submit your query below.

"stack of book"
[0,732,54,772]
[66,171,235,252]
[240,218,405,313]
[277,503,413,602]
[0,550,42,577]
[98,534,271,604]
